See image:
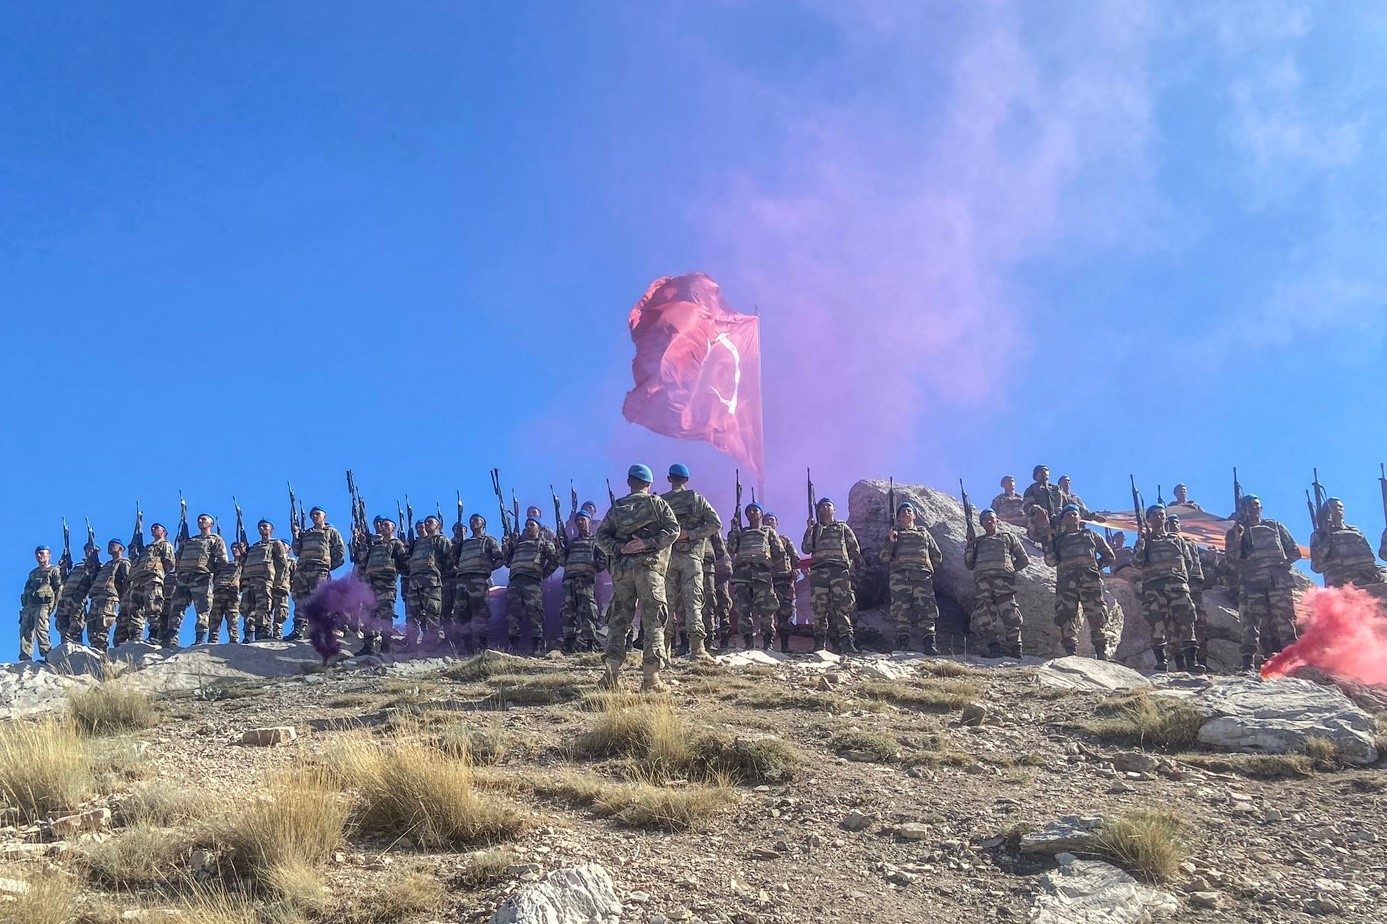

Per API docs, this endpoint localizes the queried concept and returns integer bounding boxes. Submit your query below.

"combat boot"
[1153,645,1168,672]
[1006,642,1023,660]
[921,633,939,657]
[742,632,754,650]
[1240,654,1257,674]
[840,634,861,655]
[676,634,690,656]
[688,635,715,664]
[813,629,828,652]
[985,641,1004,659]
[508,634,521,653]
[1171,649,1187,671]
[561,636,576,655]
[718,629,730,650]
[476,632,489,652]
[761,630,773,651]
[779,634,791,654]
[641,662,668,693]
[599,657,623,691]
[193,630,207,645]
[895,633,910,652]
[1183,647,1204,674]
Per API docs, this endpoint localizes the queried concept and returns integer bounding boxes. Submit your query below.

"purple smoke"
[303,574,378,663]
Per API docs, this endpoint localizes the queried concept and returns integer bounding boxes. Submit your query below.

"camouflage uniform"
[1175,533,1211,668]
[771,531,799,649]
[660,486,723,645]
[964,531,1029,655]
[1045,527,1115,656]
[1131,530,1198,666]
[84,558,130,649]
[404,533,453,646]
[990,491,1028,527]
[455,532,504,649]
[55,558,96,644]
[595,491,679,669]
[439,526,463,634]
[18,563,62,660]
[166,533,230,645]
[289,524,345,638]
[238,538,290,641]
[728,524,780,646]
[801,521,860,650]
[360,534,408,653]
[1022,481,1065,543]
[1310,522,1384,588]
[559,533,606,651]
[120,539,176,646]
[505,533,559,649]
[703,532,733,644]
[1227,518,1301,662]
[880,525,944,649]
[208,555,241,644]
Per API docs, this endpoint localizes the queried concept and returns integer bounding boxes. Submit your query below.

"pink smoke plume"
[302,574,378,663]
[1262,585,1387,686]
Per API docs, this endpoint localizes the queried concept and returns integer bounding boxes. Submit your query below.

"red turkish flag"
[622,273,765,480]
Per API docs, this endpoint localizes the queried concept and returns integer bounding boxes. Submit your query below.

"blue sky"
[4,2,1386,659]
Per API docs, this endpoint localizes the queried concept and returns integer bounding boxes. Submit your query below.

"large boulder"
[489,863,622,924]
[115,640,323,695]
[0,662,94,721]
[1036,656,1152,693]
[847,480,1124,659]
[1030,859,1178,924]
[1192,676,1379,765]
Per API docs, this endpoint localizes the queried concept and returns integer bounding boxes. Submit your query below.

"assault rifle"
[490,469,515,538]
[1305,489,1319,534]
[59,517,74,577]
[85,517,97,563]
[405,495,416,542]
[1311,468,1327,528]
[550,485,564,545]
[887,477,896,528]
[805,468,817,550]
[511,493,520,537]
[233,496,248,549]
[1380,463,1387,531]
[288,481,301,536]
[396,501,407,538]
[1232,467,1244,524]
[606,479,617,507]
[570,481,579,519]
[1130,475,1146,535]
[960,479,976,542]
[346,469,368,547]
[130,503,145,560]
[456,490,465,533]
[733,468,744,530]
[176,491,190,550]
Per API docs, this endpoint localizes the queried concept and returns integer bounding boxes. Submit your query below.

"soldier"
[1169,483,1203,512]
[727,503,780,650]
[594,464,680,692]
[455,514,505,652]
[990,476,1028,527]
[18,546,62,661]
[660,462,722,663]
[802,497,863,653]
[84,540,130,650]
[1310,497,1385,588]
[239,520,291,642]
[208,541,242,644]
[1167,514,1210,672]
[1226,494,1300,671]
[404,515,453,649]
[165,514,230,646]
[964,508,1030,658]
[525,505,557,544]
[358,517,408,656]
[1044,503,1115,659]
[763,514,799,653]
[1057,476,1104,522]
[880,501,944,655]
[1132,505,1200,672]
[505,516,560,654]
[440,521,466,646]
[1022,465,1065,544]
[703,531,733,650]
[55,543,98,644]
[120,523,176,646]
[287,506,345,641]
[559,509,606,653]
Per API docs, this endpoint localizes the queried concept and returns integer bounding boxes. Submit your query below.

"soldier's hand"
[621,538,647,554]
[1231,523,1244,539]
[887,529,897,542]
[806,518,814,529]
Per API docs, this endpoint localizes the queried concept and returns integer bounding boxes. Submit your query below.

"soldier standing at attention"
[18,545,62,661]
[1166,514,1210,672]
[122,523,176,646]
[209,541,242,644]
[505,516,560,654]
[1023,464,1065,544]
[1045,504,1115,659]
[84,540,130,649]
[359,517,408,656]
[55,543,98,645]
[595,464,680,692]
[803,498,863,654]
[660,462,722,663]
[1310,498,1384,588]
[1057,475,1104,522]
[166,514,229,646]
[404,515,453,649]
[1169,483,1203,512]
[287,506,345,641]
[238,520,290,642]
[455,514,505,653]
[1132,505,1200,672]
[990,476,1028,527]
[880,501,944,655]
[964,508,1030,658]
[763,514,799,653]
[1227,494,1300,671]
[559,509,606,653]
[728,503,780,650]
[702,531,733,651]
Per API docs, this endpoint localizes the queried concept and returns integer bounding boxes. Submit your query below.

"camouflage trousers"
[289,566,330,636]
[889,570,940,636]
[271,587,290,635]
[358,574,398,646]
[561,577,599,645]
[1054,566,1108,652]
[773,577,796,638]
[1239,583,1298,658]
[165,572,214,644]
[1191,587,1210,661]
[54,598,86,644]
[207,587,240,644]
[405,573,443,642]
[84,596,119,649]
[702,571,731,638]
[506,576,544,643]
[731,562,778,638]
[605,560,668,667]
[18,602,52,660]
[971,574,1022,649]
[116,578,163,647]
[1325,564,1386,588]
[454,575,493,643]
[808,565,855,640]
[239,578,274,640]
[1140,578,1197,650]
[664,553,707,640]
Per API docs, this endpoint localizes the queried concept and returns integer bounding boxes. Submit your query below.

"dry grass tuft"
[458,848,519,889]
[265,856,330,913]
[1093,810,1188,883]
[1302,735,1344,766]
[829,729,900,762]
[860,678,980,711]
[571,702,691,767]
[66,683,160,736]
[486,672,584,706]
[217,770,349,883]
[442,651,547,682]
[117,781,207,826]
[436,721,507,765]
[1180,753,1313,779]
[734,687,847,712]
[336,872,446,921]
[689,733,801,785]
[0,869,77,924]
[592,770,735,831]
[326,692,379,709]
[919,660,976,678]
[579,690,654,712]
[0,720,97,823]
[83,822,192,889]
[1079,692,1204,751]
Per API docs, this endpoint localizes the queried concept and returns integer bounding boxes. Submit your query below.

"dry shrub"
[339,873,446,921]
[265,856,330,914]
[829,730,900,762]
[83,821,192,889]
[217,770,348,884]
[1302,735,1344,766]
[0,869,76,924]
[458,848,518,889]
[920,660,976,678]
[593,770,735,832]
[117,781,206,826]
[690,734,800,785]
[0,720,96,823]
[1094,810,1188,884]
[442,651,546,682]
[1079,692,1204,751]
[861,678,980,711]
[436,722,507,765]
[67,683,160,735]
[486,672,583,706]
[571,702,691,768]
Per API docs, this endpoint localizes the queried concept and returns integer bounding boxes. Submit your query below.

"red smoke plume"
[1262,585,1387,685]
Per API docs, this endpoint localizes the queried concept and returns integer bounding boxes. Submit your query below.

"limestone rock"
[960,701,989,726]
[0,876,29,897]
[0,661,94,721]
[1018,816,1105,855]
[489,862,622,924]
[716,650,785,669]
[46,643,121,678]
[1030,859,1178,923]
[1194,677,1379,766]
[840,811,875,832]
[118,641,322,696]
[241,726,297,747]
[895,822,932,841]
[1035,656,1152,693]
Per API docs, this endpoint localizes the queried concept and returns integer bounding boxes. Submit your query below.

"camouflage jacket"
[560,534,605,578]
[88,558,131,602]
[880,525,943,575]
[241,538,291,585]
[292,525,346,571]
[1045,527,1114,573]
[964,532,1029,576]
[506,534,559,581]
[21,564,63,607]
[130,539,176,583]
[455,533,505,577]
[801,521,861,570]
[595,491,679,570]
[660,486,723,558]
